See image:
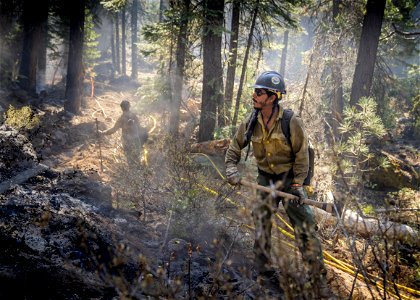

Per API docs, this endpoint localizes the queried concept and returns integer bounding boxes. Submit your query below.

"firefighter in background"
[100,100,148,165]
[225,71,330,298]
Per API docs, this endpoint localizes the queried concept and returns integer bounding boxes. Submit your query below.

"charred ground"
[0,79,419,299]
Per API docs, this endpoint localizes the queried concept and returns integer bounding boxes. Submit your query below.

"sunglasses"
[254,88,267,96]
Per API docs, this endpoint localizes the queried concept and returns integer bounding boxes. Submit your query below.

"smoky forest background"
[0,0,419,299]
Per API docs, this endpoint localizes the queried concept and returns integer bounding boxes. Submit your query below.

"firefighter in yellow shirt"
[225,71,329,298]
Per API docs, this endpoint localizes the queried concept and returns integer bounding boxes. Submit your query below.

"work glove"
[289,184,306,205]
[226,166,241,186]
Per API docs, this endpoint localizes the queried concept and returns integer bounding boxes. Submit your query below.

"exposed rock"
[367,149,419,190]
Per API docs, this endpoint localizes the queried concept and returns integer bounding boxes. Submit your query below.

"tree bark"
[198,0,225,142]
[110,17,116,78]
[313,206,419,247]
[279,30,289,77]
[299,48,314,115]
[115,13,121,74]
[224,0,240,124]
[131,0,138,80]
[18,0,47,94]
[37,2,49,90]
[231,1,259,135]
[254,37,263,75]
[169,0,190,136]
[349,0,386,107]
[159,0,167,22]
[64,0,85,114]
[0,1,15,83]
[330,0,343,137]
[121,6,127,76]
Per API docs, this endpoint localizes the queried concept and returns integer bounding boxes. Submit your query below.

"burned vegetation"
[1,0,419,299]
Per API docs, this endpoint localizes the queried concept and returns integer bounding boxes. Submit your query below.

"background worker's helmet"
[120,100,130,111]
[252,71,286,97]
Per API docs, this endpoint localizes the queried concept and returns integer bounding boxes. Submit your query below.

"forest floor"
[5,77,418,299]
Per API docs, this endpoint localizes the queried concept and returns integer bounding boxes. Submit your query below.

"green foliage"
[83,12,101,78]
[141,22,174,61]
[411,90,420,137]
[378,64,420,130]
[141,4,202,75]
[100,0,128,11]
[162,137,217,240]
[134,74,171,110]
[340,97,387,137]
[335,98,388,192]
[214,125,233,140]
[377,156,391,169]
[362,204,375,215]
[4,106,40,131]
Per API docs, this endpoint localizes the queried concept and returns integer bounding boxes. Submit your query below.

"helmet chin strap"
[266,88,282,100]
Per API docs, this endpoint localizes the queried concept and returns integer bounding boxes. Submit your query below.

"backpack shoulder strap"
[281,108,294,146]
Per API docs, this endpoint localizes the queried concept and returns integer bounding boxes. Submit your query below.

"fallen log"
[0,164,48,194]
[239,183,419,245]
[190,139,230,156]
[313,206,419,246]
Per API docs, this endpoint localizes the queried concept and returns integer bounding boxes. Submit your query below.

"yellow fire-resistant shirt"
[225,105,309,185]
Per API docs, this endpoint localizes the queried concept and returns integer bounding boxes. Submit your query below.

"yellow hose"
[190,154,420,298]
[275,213,294,232]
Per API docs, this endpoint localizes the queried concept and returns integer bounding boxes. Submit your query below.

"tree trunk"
[279,30,289,77]
[64,0,85,114]
[0,1,15,83]
[115,14,121,74]
[349,0,386,107]
[313,206,419,247]
[254,37,263,76]
[110,17,116,78]
[131,0,138,80]
[169,0,190,136]
[18,0,46,94]
[198,0,225,142]
[332,0,339,17]
[216,0,227,129]
[37,2,49,91]
[159,0,167,22]
[224,0,240,124]
[231,2,259,135]
[330,0,343,137]
[299,48,315,115]
[121,6,127,76]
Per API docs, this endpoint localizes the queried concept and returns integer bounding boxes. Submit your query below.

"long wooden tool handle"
[239,179,337,214]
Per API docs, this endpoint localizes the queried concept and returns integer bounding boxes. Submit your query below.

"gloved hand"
[289,184,306,205]
[226,166,241,186]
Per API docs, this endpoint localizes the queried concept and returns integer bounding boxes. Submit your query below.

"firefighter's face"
[252,88,273,109]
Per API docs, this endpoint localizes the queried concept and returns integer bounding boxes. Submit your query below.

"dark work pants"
[123,143,141,166]
[252,169,326,280]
